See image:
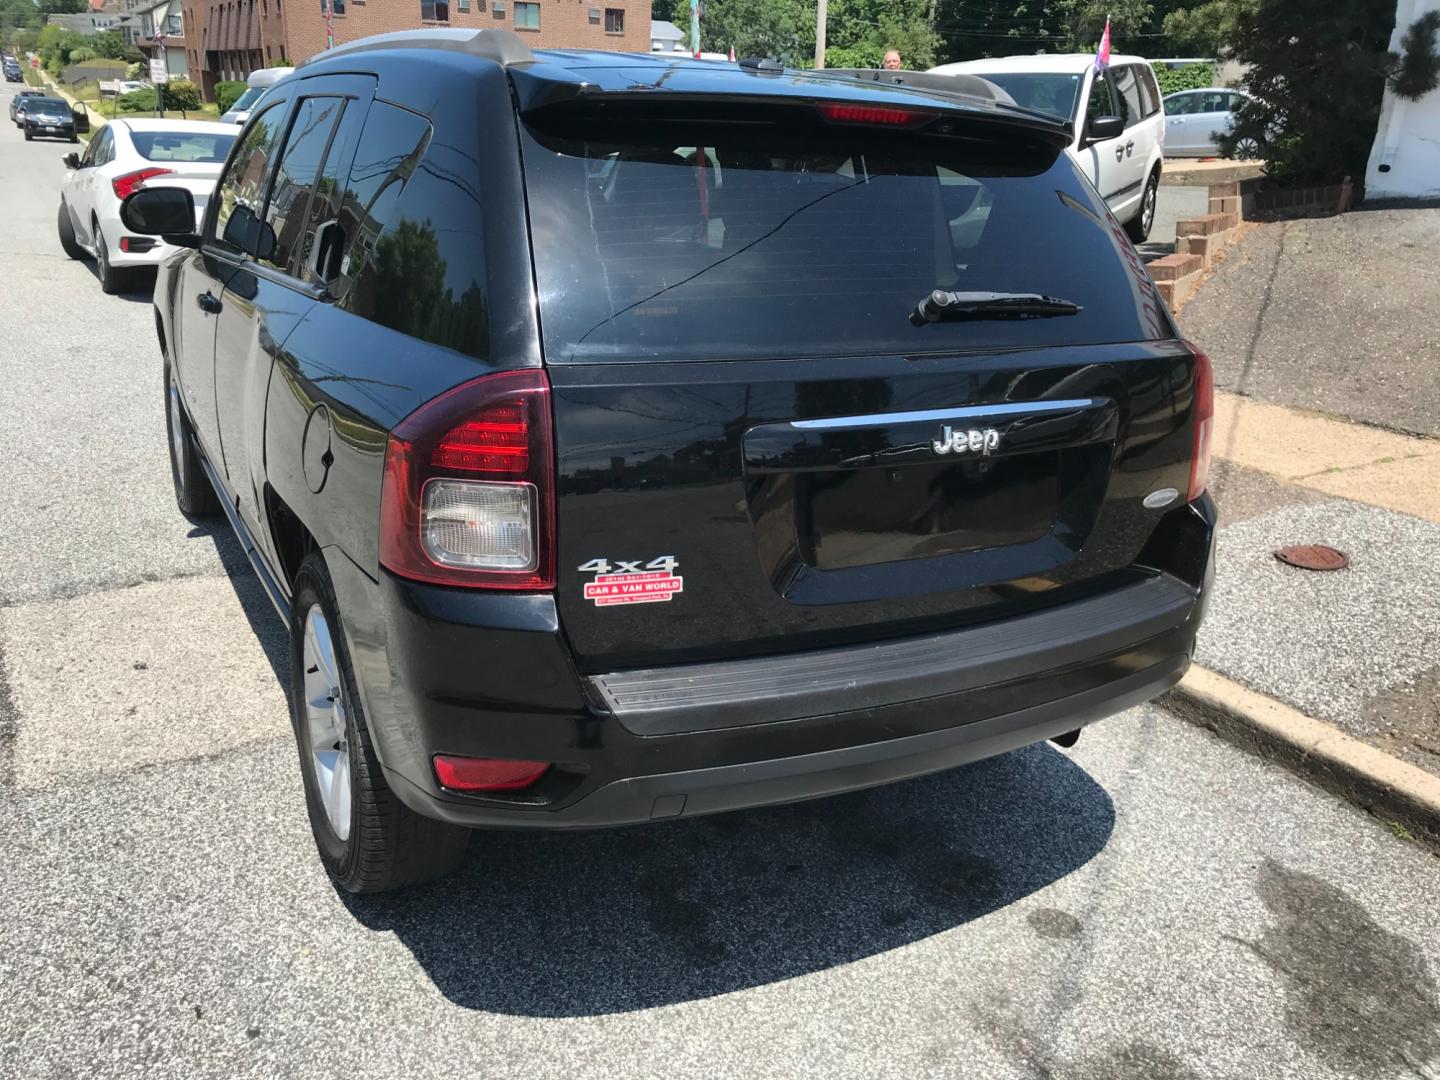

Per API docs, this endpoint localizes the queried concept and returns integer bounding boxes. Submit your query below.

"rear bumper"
[330,496,1214,830]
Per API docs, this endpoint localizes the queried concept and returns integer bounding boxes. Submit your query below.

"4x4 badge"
[933,425,1001,456]
[577,556,684,607]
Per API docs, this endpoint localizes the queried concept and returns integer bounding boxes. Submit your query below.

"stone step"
[1146,253,1204,282]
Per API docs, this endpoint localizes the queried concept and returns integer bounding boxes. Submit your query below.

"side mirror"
[62,152,80,169]
[120,186,200,248]
[1085,115,1125,143]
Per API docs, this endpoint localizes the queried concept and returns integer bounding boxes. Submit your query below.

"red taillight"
[1186,342,1214,502]
[433,754,550,793]
[817,102,935,128]
[112,167,175,201]
[379,369,555,590]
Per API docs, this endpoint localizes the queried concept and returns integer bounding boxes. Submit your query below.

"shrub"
[159,78,201,110]
[215,80,246,113]
[117,86,157,111]
[1155,63,1214,97]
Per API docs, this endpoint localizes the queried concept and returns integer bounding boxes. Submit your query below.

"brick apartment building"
[180,0,652,99]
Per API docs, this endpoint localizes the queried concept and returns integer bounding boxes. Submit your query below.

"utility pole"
[814,0,827,68]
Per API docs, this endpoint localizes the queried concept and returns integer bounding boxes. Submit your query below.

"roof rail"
[297,28,534,69]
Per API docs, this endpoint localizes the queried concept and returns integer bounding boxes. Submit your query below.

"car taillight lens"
[1186,342,1214,502]
[433,754,551,793]
[817,102,936,128]
[380,369,555,589]
[112,167,175,200]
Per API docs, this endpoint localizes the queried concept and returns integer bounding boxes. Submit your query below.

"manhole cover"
[1275,545,1349,571]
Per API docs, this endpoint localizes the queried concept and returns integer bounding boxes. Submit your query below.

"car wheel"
[1233,136,1260,160]
[93,219,122,294]
[56,202,87,261]
[1125,170,1160,245]
[165,373,218,517]
[290,552,470,894]
[23,128,31,141]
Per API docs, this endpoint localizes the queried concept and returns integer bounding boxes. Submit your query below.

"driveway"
[2,82,1439,1080]
[1180,206,1440,436]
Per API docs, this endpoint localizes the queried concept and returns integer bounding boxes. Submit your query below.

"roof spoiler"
[824,68,1018,108]
[297,28,534,69]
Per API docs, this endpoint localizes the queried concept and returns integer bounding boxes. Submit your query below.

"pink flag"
[1093,17,1111,73]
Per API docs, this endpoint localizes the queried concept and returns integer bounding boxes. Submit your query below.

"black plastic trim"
[592,573,1196,736]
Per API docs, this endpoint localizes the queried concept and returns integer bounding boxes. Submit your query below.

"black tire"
[57,201,86,261]
[1125,169,1160,245]
[23,128,31,141]
[69,134,78,143]
[93,218,122,294]
[290,552,470,894]
[164,370,218,517]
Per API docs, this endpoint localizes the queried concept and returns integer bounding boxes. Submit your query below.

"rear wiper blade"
[909,290,1082,326]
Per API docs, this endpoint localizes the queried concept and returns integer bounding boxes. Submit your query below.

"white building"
[1367,0,1440,200]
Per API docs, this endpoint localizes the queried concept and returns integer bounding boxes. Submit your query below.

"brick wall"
[284,0,652,64]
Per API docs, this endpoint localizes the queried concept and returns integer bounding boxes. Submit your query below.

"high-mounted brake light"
[380,369,556,590]
[817,102,935,128]
[1186,342,1214,502]
[433,754,550,793]
[112,167,175,201]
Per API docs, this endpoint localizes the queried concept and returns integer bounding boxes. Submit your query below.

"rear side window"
[295,99,367,286]
[213,101,289,258]
[330,102,489,357]
[520,122,1170,362]
[260,96,344,273]
[131,131,236,163]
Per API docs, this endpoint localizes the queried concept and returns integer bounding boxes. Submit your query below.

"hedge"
[215,80,246,113]
[1155,63,1214,98]
[118,78,201,112]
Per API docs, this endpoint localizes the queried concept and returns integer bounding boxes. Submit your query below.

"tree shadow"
[342,743,1115,1017]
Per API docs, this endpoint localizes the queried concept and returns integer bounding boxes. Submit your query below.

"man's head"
[882,50,902,71]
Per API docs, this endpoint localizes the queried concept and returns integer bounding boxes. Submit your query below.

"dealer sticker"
[578,557,684,607]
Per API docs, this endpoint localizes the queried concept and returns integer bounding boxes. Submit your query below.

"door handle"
[1115,144,1125,161]
[1125,140,1135,157]
[196,291,222,314]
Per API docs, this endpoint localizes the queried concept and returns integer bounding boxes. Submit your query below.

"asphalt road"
[2,84,1439,1079]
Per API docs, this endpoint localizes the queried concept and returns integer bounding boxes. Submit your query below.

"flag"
[326,0,335,49]
[1093,17,1111,74]
[728,46,735,62]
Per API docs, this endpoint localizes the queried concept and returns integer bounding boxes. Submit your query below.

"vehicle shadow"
[341,744,1115,1017]
[89,264,157,304]
[187,519,290,684]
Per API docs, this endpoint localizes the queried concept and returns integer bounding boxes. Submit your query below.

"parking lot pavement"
[1140,184,1209,262]
[1180,206,1440,437]
[2,83,1439,1079]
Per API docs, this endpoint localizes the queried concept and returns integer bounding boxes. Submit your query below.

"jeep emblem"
[933,425,1001,456]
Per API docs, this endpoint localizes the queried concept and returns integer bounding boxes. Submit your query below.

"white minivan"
[220,65,296,125]
[929,54,1166,243]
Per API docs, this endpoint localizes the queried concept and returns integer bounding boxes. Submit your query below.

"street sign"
[149,57,168,84]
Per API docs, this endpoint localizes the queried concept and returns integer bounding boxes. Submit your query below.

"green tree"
[667,0,814,62]
[1220,0,1394,185]
[1161,0,1254,55]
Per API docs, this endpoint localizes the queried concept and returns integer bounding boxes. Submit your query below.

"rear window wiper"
[909,290,1082,326]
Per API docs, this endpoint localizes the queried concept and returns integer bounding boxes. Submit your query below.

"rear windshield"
[520,121,1168,363]
[969,73,1084,122]
[131,131,236,163]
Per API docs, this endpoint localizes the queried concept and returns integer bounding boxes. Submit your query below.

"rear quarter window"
[520,121,1172,363]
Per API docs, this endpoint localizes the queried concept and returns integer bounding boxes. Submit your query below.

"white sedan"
[56,118,238,294]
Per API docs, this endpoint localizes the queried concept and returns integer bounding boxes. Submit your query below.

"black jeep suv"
[122,28,1215,892]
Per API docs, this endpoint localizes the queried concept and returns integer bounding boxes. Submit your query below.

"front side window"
[514,1,538,28]
[520,121,1168,362]
[1086,73,1118,122]
[261,96,344,273]
[1164,92,1196,116]
[212,100,289,257]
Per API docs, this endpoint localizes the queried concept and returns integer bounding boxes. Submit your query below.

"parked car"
[1162,87,1260,158]
[4,63,21,83]
[9,88,44,123]
[121,29,1215,893]
[220,65,295,125]
[928,54,1167,243]
[18,96,76,142]
[56,119,238,293]
[115,79,149,95]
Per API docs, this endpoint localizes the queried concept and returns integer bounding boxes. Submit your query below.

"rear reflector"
[1185,342,1214,502]
[112,167,175,201]
[817,102,935,128]
[433,755,550,792]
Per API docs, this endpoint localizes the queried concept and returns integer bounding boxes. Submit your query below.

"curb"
[1160,665,1440,851]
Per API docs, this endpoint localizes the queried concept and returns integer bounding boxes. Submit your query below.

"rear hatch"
[517,84,1196,673]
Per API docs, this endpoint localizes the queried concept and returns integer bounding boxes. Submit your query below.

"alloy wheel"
[302,604,352,841]
[1142,181,1157,234]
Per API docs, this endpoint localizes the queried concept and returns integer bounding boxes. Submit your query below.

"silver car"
[1161,87,1260,158]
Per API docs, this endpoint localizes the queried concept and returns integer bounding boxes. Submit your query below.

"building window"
[324,0,344,13]
[604,7,623,32]
[587,6,598,22]
[458,0,468,9]
[514,1,537,29]
[421,0,450,20]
